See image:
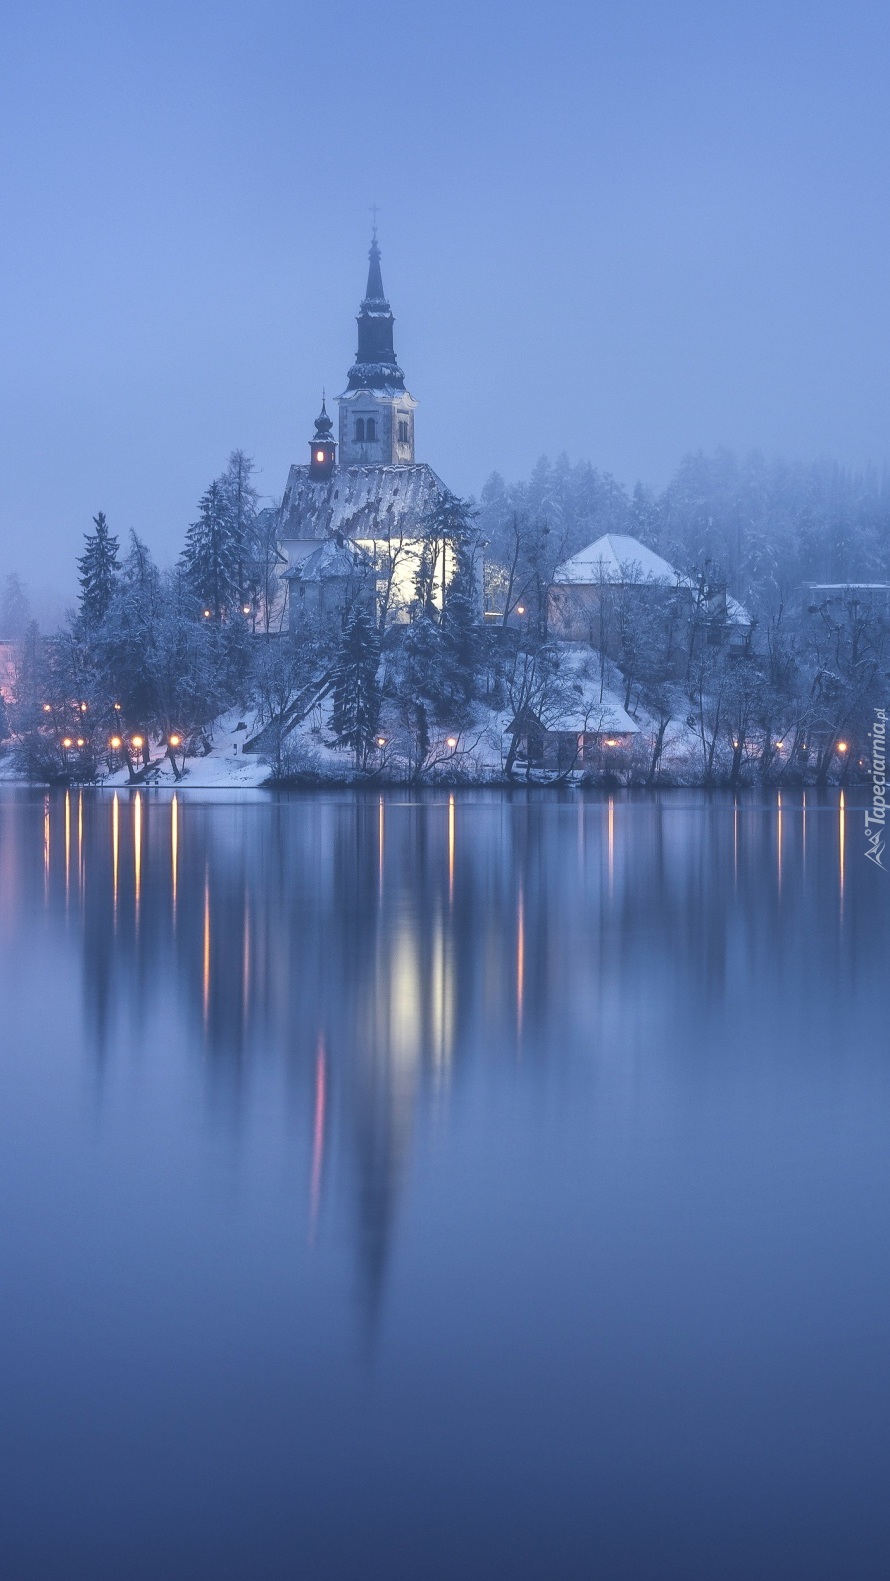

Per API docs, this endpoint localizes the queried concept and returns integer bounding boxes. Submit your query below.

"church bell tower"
[337,229,416,467]
[308,398,337,480]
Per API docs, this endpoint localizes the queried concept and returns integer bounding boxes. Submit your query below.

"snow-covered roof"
[725,594,751,626]
[556,689,639,734]
[554,534,682,587]
[283,537,370,583]
[556,651,639,733]
[803,582,890,592]
[279,463,449,544]
[555,533,753,627]
[506,648,640,736]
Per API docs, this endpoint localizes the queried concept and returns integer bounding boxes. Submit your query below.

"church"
[278,231,456,627]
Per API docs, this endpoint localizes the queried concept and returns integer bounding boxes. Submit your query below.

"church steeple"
[309,396,336,480]
[348,231,405,392]
[338,229,416,466]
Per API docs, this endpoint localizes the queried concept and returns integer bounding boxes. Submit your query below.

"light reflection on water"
[0,785,887,1581]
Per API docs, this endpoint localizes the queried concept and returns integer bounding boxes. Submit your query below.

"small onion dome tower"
[309,397,337,480]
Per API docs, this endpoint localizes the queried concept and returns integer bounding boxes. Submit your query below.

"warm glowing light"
[203,609,211,619]
[168,733,181,748]
[110,735,122,749]
[43,703,51,713]
[131,735,144,749]
[776,740,784,750]
[732,739,739,749]
[315,450,325,462]
[309,1036,327,1243]
[76,737,85,747]
[134,791,142,907]
[516,605,525,615]
[80,702,88,713]
[376,736,386,747]
[448,793,455,903]
[605,738,618,747]
[62,737,73,749]
[446,736,458,748]
[242,605,250,615]
[171,794,178,914]
[112,793,119,917]
[837,741,848,753]
[202,875,211,1027]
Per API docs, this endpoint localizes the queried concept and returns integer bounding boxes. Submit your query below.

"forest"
[0,446,886,787]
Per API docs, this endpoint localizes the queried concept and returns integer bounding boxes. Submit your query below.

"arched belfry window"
[354,418,365,442]
[366,417,377,441]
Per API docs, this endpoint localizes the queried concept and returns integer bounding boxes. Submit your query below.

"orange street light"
[80,702,88,713]
[516,605,526,615]
[605,738,618,747]
[76,738,85,747]
[203,609,211,619]
[42,703,51,713]
[131,735,144,750]
[62,737,73,749]
[242,605,251,615]
[446,736,458,748]
[109,736,122,750]
[837,741,849,753]
[168,734,182,748]
[113,702,121,711]
[376,736,386,747]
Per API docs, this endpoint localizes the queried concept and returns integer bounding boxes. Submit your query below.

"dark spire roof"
[346,231,406,393]
[313,395,334,440]
[364,233,386,305]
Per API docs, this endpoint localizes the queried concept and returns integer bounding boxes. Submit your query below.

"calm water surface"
[0,786,887,1580]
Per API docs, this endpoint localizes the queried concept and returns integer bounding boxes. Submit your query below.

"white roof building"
[554,534,685,587]
[554,533,752,628]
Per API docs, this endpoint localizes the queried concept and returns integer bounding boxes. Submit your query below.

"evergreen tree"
[77,512,119,630]
[330,609,381,768]
[181,480,239,620]
[441,548,482,713]
[0,573,31,639]
[222,450,260,615]
[95,532,161,730]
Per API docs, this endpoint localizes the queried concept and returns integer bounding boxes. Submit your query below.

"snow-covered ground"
[101,711,272,790]
[1,652,710,789]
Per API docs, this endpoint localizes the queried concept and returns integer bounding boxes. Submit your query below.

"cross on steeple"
[369,203,380,239]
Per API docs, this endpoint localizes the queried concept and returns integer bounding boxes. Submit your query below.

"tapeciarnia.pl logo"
[865,707,886,869]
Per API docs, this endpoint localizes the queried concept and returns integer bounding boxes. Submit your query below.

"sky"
[1,0,889,616]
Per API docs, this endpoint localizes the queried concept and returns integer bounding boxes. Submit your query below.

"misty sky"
[1,0,888,614]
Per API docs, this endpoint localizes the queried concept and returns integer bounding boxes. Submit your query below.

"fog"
[1,0,888,611]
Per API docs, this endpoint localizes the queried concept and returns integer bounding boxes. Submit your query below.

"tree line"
[1,444,886,786]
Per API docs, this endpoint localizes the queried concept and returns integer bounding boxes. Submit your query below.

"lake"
[0,786,887,1580]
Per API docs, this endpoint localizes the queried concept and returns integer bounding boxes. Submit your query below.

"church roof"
[279,463,449,544]
[283,536,370,583]
[555,534,682,586]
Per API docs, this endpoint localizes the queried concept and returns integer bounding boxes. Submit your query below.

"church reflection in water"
[19,784,868,1315]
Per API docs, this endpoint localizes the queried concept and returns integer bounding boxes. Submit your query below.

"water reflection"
[4,786,883,1320]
